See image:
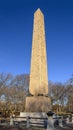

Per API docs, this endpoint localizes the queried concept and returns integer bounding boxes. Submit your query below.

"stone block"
[25,96,51,112]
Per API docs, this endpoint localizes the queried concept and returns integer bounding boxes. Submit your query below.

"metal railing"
[10,116,48,129]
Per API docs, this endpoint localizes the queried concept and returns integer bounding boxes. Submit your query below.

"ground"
[0,126,44,130]
[0,126,73,130]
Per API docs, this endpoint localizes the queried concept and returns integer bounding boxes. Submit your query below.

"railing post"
[44,118,48,129]
[47,117,55,130]
[72,114,73,123]
[66,116,69,124]
[59,117,63,127]
[26,116,30,128]
[10,116,14,126]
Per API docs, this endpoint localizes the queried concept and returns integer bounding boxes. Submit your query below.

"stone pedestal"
[25,96,51,112]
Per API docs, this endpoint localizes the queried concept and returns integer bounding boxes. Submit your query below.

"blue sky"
[0,0,73,83]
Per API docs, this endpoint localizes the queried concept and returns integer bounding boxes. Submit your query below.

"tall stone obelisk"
[29,8,48,96]
[25,8,51,112]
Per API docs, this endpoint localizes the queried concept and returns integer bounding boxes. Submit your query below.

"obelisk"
[29,8,48,96]
[25,8,51,112]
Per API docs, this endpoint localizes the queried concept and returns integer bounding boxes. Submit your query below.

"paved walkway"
[0,126,45,130]
[0,124,73,130]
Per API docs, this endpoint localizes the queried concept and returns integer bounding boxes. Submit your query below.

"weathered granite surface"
[25,96,51,112]
[29,9,48,96]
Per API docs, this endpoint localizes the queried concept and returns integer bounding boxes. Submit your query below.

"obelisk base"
[25,96,51,112]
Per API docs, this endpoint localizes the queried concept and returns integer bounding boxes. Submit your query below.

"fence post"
[47,117,55,130]
[26,116,30,128]
[59,117,63,127]
[10,116,14,126]
[44,118,48,129]
[72,114,73,123]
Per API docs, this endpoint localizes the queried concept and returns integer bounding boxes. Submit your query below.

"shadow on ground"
[0,126,44,130]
